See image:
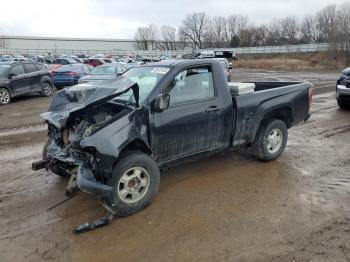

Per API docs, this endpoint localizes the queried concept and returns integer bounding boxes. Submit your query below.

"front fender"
[80,110,149,168]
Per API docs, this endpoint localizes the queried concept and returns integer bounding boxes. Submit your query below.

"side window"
[169,66,214,106]
[9,64,25,76]
[23,63,38,73]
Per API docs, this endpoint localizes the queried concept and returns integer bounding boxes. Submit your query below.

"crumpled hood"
[41,76,139,129]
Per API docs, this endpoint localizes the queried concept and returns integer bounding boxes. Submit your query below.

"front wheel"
[103,152,160,217]
[0,87,11,105]
[253,119,288,161]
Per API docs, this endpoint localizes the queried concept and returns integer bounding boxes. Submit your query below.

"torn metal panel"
[41,77,139,129]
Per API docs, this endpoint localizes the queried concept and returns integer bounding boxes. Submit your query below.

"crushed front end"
[32,78,139,199]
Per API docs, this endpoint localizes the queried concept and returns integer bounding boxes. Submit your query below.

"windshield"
[114,66,170,104]
[0,64,11,76]
[91,66,118,75]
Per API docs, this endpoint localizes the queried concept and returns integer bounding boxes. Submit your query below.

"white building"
[0,35,192,57]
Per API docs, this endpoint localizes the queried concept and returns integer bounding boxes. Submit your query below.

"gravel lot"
[0,68,349,262]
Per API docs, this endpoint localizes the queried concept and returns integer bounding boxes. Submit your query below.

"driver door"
[150,65,226,163]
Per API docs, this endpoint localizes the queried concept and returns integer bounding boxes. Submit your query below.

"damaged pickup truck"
[33,59,313,219]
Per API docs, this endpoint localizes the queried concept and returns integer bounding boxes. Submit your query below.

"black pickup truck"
[33,59,312,217]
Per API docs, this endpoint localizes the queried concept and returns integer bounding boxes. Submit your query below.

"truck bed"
[231,81,312,146]
[229,81,303,96]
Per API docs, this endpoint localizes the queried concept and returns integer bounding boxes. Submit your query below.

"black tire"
[41,81,53,97]
[337,99,349,109]
[42,138,71,178]
[253,119,288,161]
[0,87,11,105]
[103,151,160,217]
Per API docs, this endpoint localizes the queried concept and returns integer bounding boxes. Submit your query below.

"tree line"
[134,3,350,52]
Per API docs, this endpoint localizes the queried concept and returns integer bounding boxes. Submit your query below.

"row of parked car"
[0,60,130,105]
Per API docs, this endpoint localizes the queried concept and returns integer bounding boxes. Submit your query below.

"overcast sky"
[0,0,344,39]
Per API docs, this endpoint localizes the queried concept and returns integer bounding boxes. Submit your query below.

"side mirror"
[8,73,16,79]
[229,63,233,70]
[153,94,170,112]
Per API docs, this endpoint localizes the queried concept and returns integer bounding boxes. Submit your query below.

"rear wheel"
[41,81,53,97]
[103,151,160,217]
[42,138,71,178]
[253,119,288,161]
[0,87,11,105]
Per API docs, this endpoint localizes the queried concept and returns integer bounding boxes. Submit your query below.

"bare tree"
[265,20,282,46]
[132,3,350,51]
[315,5,338,42]
[300,16,318,43]
[179,12,210,49]
[226,15,248,40]
[331,3,350,53]
[280,16,299,45]
[207,16,227,47]
[134,24,159,50]
[160,25,177,50]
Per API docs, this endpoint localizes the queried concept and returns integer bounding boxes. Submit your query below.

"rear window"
[56,65,83,73]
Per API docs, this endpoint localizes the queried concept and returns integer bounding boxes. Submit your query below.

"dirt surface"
[0,69,349,262]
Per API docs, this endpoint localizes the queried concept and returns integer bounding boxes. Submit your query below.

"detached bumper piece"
[32,159,51,171]
[73,212,114,234]
[76,165,113,198]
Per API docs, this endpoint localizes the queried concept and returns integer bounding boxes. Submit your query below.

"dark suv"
[0,61,54,105]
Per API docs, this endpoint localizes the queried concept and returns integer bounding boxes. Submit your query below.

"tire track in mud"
[285,91,350,215]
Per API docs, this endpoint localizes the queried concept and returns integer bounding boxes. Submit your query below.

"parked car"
[51,64,92,88]
[102,58,117,64]
[33,59,313,221]
[88,58,106,67]
[53,58,77,65]
[48,64,62,74]
[336,67,350,108]
[0,55,13,62]
[78,63,127,84]
[0,61,54,105]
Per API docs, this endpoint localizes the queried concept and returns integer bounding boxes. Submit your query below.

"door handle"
[205,106,222,113]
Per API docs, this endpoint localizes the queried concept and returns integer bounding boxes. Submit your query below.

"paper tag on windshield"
[151,67,170,74]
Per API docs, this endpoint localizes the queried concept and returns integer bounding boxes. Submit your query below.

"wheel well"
[122,139,152,156]
[41,77,52,85]
[0,86,12,97]
[263,107,292,128]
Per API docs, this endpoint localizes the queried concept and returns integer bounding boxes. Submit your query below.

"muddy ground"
[0,69,349,262]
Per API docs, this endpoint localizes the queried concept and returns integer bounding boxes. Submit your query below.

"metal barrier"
[0,42,347,57]
[202,43,331,54]
[0,48,190,57]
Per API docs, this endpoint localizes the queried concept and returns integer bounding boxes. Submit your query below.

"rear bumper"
[77,165,113,198]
